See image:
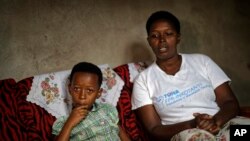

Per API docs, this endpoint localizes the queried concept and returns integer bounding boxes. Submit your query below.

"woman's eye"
[149,32,175,40]
[163,32,173,36]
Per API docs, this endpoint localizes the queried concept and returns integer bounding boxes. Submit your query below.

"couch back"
[1,62,249,141]
[0,62,150,141]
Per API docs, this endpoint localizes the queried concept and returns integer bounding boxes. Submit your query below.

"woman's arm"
[187,82,239,134]
[213,82,240,127]
[136,104,196,141]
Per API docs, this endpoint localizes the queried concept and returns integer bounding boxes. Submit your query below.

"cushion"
[26,64,124,118]
[15,77,56,140]
[0,79,23,140]
[0,78,16,115]
[0,78,54,140]
[113,62,150,141]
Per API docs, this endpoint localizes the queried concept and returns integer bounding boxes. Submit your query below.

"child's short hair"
[69,62,103,87]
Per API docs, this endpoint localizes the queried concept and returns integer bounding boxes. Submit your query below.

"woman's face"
[147,19,180,61]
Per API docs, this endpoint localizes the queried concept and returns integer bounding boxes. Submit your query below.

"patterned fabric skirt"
[171,116,250,141]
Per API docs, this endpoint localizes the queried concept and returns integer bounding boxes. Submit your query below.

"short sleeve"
[104,103,119,124]
[52,116,67,136]
[131,72,153,110]
[202,55,231,89]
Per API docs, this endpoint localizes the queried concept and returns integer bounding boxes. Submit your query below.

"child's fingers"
[82,105,88,109]
[71,105,89,117]
[78,106,89,118]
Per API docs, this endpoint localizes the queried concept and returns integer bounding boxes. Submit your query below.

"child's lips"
[74,103,88,108]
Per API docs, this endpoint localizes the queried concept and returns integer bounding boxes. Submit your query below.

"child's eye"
[86,89,94,94]
[73,87,81,93]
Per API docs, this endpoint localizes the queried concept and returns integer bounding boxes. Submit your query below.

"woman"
[131,10,248,141]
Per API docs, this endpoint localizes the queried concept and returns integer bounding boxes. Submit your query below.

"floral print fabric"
[26,64,124,118]
[171,116,250,141]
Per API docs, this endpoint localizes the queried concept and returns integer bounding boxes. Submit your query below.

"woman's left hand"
[193,113,220,134]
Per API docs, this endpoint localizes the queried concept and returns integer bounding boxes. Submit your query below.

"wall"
[0,0,249,105]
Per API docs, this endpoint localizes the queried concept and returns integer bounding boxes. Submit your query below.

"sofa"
[0,62,249,141]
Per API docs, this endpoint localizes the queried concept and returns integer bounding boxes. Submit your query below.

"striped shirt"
[52,102,120,141]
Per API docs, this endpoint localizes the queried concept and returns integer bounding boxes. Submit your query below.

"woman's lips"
[159,43,168,53]
[159,47,167,52]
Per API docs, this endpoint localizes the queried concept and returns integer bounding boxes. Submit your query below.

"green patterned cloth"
[52,102,120,141]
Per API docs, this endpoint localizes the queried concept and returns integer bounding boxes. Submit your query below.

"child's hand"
[67,105,89,127]
[193,113,220,134]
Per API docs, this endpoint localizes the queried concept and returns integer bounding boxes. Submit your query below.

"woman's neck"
[157,54,182,75]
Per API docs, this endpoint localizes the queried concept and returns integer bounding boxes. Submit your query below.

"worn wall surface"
[0,0,249,105]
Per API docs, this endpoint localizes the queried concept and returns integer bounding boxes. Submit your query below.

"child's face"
[68,72,102,111]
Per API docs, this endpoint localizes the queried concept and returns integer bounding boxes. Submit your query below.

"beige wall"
[0,0,249,106]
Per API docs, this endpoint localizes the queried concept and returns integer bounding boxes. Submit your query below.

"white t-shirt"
[131,54,230,125]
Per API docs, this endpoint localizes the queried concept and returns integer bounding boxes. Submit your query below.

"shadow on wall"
[178,20,200,54]
[223,67,250,106]
[126,42,154,63]
[235,0,250,18]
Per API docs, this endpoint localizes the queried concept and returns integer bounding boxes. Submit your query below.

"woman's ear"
[147,36,153,47]
[147,36,150,43]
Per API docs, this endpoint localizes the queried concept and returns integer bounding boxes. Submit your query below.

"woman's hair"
[146,10,180,35]
[69,62,103,87]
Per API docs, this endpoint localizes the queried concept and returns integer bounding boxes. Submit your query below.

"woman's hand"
[193,113,220,134]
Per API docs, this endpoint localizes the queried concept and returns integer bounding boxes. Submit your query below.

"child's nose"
[79,91,86,99]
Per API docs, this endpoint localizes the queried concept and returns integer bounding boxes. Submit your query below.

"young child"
[52,62,130,141]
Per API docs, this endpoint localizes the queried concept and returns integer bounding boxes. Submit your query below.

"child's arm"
[119,125,131,141]
[54,119,75,141]
[55,105,88,141]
